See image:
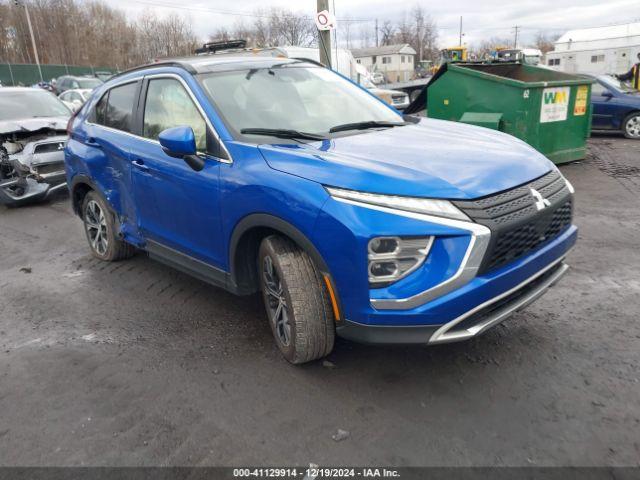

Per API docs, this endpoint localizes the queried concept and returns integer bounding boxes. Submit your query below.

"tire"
[623,112,640,139]
[258,235,335,364]
[82,191,135,261]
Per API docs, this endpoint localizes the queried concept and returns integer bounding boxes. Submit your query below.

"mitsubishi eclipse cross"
[64,55,577,364]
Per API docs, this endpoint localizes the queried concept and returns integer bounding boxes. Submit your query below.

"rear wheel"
[82,191,135,261]
[623,112,640,139]
[258,235,335,364]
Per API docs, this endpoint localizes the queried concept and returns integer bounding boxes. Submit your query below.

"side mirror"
[158,126,205,172]
[602,90,613,98]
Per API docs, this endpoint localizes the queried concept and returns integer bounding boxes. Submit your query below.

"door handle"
[86,137,102,149]
[132,159,150,172]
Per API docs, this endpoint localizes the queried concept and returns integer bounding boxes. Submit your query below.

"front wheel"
[258,235,335,364]
[623,112,640,139]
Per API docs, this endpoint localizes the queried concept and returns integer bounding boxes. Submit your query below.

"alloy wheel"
[85,200,109,256]
[262,255,291,346]
[626,115,640,139]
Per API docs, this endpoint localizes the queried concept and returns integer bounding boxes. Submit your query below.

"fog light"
[369,237,400,255]
[370,261,399,277]
[368,236,434,286]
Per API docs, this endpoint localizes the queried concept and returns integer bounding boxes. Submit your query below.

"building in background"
[545,22,640,75]
[351,44,417,83]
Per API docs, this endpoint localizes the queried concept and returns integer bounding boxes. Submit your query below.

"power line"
[109,1,640,38]
[125,0,374,22]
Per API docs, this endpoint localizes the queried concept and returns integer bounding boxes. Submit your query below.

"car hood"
[0,117,69,136]
[258,118,554,200]
[619,92,640,105]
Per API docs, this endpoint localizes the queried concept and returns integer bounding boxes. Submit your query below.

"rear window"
[94,82,137,133]
[77,78,103,90]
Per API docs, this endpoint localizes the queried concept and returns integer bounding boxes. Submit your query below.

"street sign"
[315,10,336,31]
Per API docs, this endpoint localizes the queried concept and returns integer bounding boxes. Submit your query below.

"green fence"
[0,63,119,86]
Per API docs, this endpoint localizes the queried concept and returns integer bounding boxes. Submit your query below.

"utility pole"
[316,0,332,68]
[514,25,520,48]
[459,16,463,46]
[375,18,379,47]
[417,16,423,63]
[14,0,42,82]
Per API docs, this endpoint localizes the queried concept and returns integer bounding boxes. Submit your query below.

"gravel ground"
[0,137,639,467]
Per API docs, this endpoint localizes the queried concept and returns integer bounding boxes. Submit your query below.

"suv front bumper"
[337,257,568,345]
[335,224,577,345]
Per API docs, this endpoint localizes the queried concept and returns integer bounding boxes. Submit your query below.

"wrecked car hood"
[0,117,69,136]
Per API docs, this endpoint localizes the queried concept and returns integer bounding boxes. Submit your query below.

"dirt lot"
[0,137,639,467]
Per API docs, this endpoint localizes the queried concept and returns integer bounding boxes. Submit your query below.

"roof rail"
[107,61,196,81]
[291,57,327,68]
[195,39,247,55]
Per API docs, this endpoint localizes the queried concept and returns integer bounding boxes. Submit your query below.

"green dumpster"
[425,62,593,164]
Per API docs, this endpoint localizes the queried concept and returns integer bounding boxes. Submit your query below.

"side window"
[60,92,69,101]
[591,83,607,96]
[143,78,207,152]
[104,82,137,133]
[95,91,109,125]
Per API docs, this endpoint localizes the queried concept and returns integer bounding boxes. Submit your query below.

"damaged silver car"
[0,87,71,207]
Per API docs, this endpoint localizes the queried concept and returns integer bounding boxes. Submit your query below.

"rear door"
[81,80,142,238]
[128,74,225,269]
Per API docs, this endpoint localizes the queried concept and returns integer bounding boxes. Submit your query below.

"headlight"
[326,186,470,222]
[368,236,434,286]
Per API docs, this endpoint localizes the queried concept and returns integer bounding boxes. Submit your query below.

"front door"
[591,82,616,130]
[129,75,225,269]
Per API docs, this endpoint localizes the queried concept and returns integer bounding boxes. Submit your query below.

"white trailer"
[545,22,640,75]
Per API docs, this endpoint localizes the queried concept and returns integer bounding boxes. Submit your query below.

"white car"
[371,72,385,84]
[58,89,93,113]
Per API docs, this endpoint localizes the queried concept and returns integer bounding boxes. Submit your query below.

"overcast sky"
[104,0,640,47]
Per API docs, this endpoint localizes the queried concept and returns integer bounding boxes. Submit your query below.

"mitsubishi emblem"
[57,142,65,150]
[530,188,551,211]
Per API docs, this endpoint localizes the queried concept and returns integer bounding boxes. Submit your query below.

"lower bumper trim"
[429,258,568,344]
[336,258,569,346]
[336,321,440,345]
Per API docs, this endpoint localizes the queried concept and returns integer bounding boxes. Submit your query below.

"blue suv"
[65,56,578,364]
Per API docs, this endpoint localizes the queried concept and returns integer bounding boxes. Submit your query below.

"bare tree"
[208,8,315,48]
[533,31,560,54]
[379,20,395,46]
[0,0,198,69]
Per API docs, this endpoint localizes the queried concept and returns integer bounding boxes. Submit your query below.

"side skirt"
[145,239,234,293]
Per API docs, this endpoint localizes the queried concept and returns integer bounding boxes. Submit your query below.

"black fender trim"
[228,214,342,317]
[69,174,106,216]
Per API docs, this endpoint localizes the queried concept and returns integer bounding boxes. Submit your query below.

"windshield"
[77,78,103,89]
[0,90,70,121]
[599,75,637,94]
[198,65,402,139]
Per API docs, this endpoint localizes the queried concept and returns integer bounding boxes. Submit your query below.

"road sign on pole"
[315,9,337,31]
[316,1,333,68]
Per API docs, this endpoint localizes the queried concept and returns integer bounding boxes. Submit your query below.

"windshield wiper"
[240,128,326,141]
[329,120,409,133]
